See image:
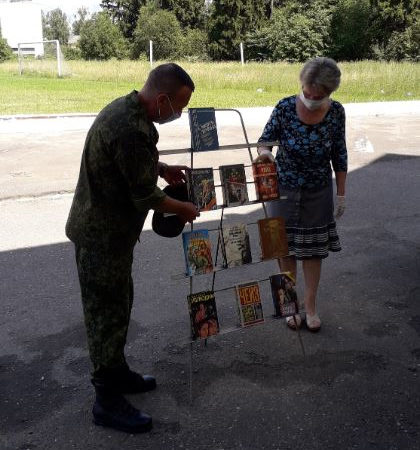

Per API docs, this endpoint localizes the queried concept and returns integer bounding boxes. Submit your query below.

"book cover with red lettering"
[252,161,279,201]
[235,281,264,327]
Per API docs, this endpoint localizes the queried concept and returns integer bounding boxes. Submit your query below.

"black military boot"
[114,366,157,394]
[92,379,153,433]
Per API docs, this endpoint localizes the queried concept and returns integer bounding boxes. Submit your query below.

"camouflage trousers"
[75,246,134,376]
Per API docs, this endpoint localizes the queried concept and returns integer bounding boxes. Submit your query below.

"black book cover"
[188,108,220,152]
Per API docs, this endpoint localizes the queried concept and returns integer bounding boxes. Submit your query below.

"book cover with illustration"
[186,168,217,212]
[258,217,289,260]
[235,281,264,327]
[269,272,299,318]
[252,161,279,201]
[187,290,220,340]
[182,229,213,276]
[219,164,249,206]
[220,223,252,268]
[188,108,220,152]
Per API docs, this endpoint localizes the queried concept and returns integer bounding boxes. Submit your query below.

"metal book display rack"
[169,108,306,404]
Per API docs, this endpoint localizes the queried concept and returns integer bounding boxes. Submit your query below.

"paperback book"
[220,223,252,268]
[219,164,249,206]
[252,161,279,201]
[187,290,220,339]
[235,281,264,327]
[182,229,213,276]
[258,217,289,260]
[186,167,217,212]
[188,108,220,152]
[269,272,299,318]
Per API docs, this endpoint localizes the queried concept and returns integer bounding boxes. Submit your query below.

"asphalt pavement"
[0,102,419,450]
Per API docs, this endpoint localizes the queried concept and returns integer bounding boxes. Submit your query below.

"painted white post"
[18,43,23,75]
[149,40,153,67]
[56,40,62,77]
[240,42,244,66]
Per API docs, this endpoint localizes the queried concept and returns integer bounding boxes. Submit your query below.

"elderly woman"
[256,57,347,332]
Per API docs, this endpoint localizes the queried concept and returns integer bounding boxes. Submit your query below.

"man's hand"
[179,202,200,223]
[334,195,345,220]
[254,148,275,164]
[160,164,187,185]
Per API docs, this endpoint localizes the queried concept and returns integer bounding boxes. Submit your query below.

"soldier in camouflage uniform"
[66,63,198,434]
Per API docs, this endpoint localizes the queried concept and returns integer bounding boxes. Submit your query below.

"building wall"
[0,1,43,56]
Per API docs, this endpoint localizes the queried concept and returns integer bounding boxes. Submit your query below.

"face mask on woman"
[299,91,329,111]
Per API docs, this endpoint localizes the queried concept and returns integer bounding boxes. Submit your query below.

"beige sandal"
[306,313,321,332]
[286,314,302,330]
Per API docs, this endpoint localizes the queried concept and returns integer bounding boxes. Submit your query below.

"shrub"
[245,4,331,63]
[181,28,209,60]
[385,23,420,61]
[329,0,372,61]
[62,45,82,60]
[0,36,13,62]
[79,12,128,60]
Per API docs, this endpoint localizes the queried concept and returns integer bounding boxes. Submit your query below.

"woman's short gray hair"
[299,57,341,94]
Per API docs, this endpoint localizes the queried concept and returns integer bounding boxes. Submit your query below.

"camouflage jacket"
[66,91,166,253]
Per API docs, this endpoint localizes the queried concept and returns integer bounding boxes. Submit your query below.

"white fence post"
[149,40,153,67]
[56,40,62,77]
[18,43,23,75]
[240,42,244,66]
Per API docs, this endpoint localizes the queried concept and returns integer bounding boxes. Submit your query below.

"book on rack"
[187,290,220,339]
[258,217,289,260]
[235,281,264,327]
[219,164,249,206]
[252,161,279,201]
[220,223,252,268]
[186,167,217,212]
[188,108,220,152]
[182,229,213,276]
[269,272,299,318]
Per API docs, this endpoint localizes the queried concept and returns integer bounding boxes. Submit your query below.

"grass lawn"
[0,60,418,115]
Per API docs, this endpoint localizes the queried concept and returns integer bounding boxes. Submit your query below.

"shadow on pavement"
[1,154,419,450]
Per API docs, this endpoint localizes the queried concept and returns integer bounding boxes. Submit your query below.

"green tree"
[79,12,128,60]
[131,3,182,59]
[384,21,420,61]
[100,0,147,39]
[182,28,209,60]
[329,0,372,60]
[208,0,267,60]
[160,0,207,29]
[370,0,419,49]
[42,8,70,45]
[72,7,90,35]
[245,2,331,62]
[0,31,13,62]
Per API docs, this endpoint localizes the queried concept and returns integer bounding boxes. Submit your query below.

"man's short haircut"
[145,63,195,96]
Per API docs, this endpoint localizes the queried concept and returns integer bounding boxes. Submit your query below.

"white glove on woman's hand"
[255,148,275,163]
[334,195,345,219]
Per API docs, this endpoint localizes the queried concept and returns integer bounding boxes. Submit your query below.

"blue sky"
[33,1,101,20]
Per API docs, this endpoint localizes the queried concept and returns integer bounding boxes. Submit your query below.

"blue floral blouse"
[258,96,347,189]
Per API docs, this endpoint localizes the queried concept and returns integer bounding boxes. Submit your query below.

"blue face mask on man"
[157,95,181,124]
